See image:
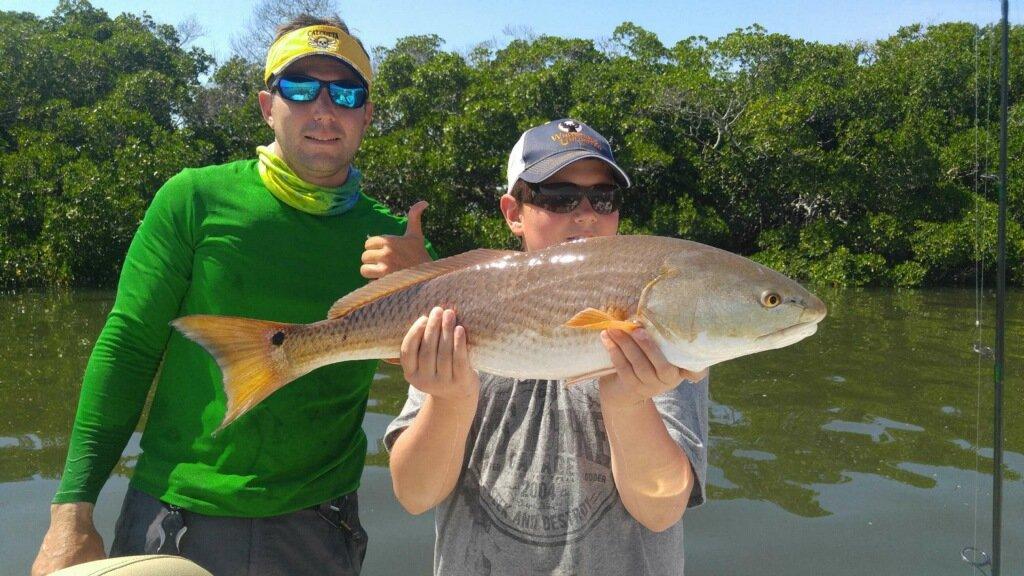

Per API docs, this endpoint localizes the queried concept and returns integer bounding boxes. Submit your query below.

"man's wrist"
[50,502,95,525]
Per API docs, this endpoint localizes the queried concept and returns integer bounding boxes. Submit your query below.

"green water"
[1,289,1021,575]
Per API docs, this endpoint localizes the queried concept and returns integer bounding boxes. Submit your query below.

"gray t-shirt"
[384,374,709,576]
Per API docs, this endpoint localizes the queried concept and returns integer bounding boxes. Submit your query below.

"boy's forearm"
[389,393,478,514]
[602,399,694,532]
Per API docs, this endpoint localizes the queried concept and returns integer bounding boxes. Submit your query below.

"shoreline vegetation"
[1,1,1022,289]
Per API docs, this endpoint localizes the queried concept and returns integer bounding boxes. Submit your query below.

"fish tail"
[172,314,304,430]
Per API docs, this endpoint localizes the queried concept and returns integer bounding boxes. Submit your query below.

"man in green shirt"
[31,14,432,576]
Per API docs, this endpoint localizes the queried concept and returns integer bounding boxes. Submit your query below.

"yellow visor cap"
[264,25,373,89]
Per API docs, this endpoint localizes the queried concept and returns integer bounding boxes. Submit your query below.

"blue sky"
[5,0,1017,64]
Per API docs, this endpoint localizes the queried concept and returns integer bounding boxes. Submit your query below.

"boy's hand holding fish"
[597,328,708,410]
[400,307,480,402]
[391,307,479,514]
[595,327,706,532]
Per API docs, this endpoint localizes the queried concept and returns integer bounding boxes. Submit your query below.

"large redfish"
[173,235,826,428]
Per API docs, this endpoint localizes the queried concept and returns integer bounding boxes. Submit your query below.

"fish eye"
[760,291,782,308]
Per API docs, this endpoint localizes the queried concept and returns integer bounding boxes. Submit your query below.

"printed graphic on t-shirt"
[466,380,618,546]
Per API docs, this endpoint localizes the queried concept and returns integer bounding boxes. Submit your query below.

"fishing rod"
[991,1,1008,574]
[961,2,1008,575]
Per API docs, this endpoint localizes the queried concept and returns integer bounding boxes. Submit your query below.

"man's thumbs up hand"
[402,200,427,239]
[361,200,433,279]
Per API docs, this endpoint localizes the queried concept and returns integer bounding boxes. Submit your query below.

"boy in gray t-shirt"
[385,119,709,575]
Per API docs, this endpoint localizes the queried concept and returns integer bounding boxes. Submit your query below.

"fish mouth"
[757,321,818,344]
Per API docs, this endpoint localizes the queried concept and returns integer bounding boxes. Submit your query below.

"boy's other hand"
[598,328,707,410]
[401,307,480,402]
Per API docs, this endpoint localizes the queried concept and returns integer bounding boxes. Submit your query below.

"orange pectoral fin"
[564,308,640,332]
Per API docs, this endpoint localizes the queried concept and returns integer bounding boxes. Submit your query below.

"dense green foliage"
[1,1,1022,288]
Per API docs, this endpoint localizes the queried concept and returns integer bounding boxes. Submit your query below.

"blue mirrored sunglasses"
[273,75,368,108]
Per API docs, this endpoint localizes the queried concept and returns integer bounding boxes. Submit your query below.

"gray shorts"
[110,487,368,576]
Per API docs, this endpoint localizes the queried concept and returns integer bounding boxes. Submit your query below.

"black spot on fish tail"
[271,331,285,346]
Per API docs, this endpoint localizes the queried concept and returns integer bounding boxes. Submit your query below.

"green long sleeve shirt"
[54,159,421,516]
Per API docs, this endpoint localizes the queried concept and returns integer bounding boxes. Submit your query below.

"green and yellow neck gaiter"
[257,145,361,216]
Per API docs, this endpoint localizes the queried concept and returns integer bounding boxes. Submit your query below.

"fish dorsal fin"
[327,249,516,319]
[564,307,641,332]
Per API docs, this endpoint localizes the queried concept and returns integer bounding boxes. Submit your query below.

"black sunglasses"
[521,182,624,215]
[272,75,368,108]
